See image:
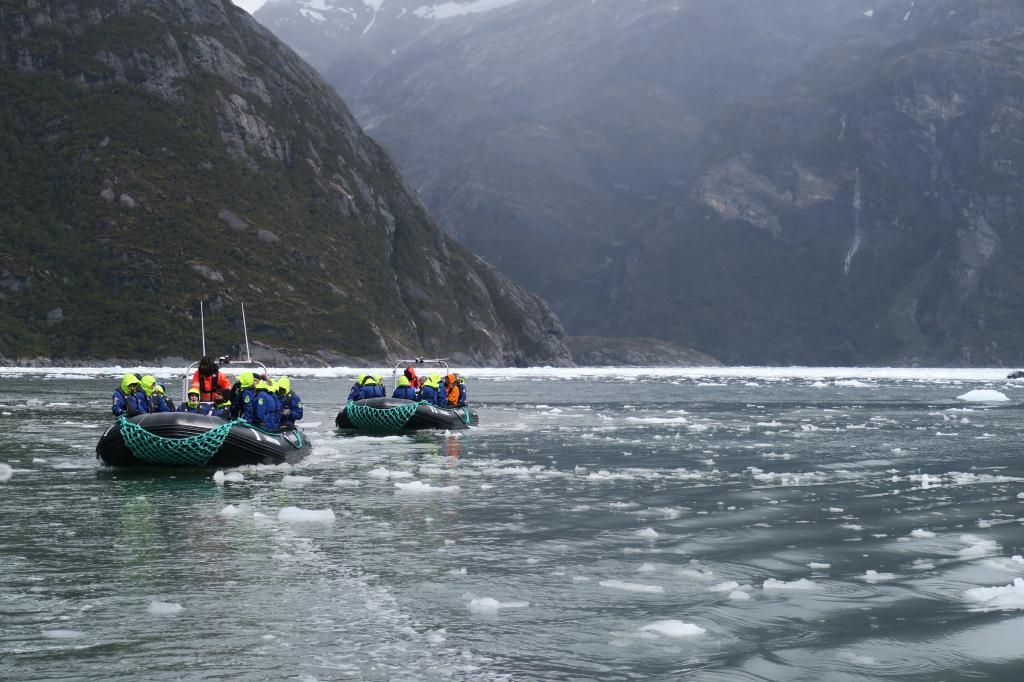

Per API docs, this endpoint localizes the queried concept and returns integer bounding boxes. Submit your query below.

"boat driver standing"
[193,356,232,403]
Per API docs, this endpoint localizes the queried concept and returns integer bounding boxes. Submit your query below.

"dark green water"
[1,368,1023,680]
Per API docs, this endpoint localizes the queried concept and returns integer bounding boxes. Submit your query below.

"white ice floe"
[332,478,361,487]
[637,563,656,573]
[0,463,13,482]
[862,570,896,583]
[282,475,314,486]
[763,578,816,591]
[808,562,831,570]
[212,470,244,485]
[394,481,460,494]
[958,535,999,558]
[709,580,740,592]
[599,580,665,594]
[956,389,1009,402]
[964,578,1024,611]
[639,620,705,638]
[219,504,246,516]
[636,527,659,538]
[148,601,184,616]
[835,380,871,388]
[910,529,936,539]
[729,590,752,601]
[468,597,529,614]
[41,629,84,638]
[369,467,412,480]
[277,507,336,523]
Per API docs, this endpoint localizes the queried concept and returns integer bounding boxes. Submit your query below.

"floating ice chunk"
[283,475,314,486]
[599,580,664,594]
[148,601,184,616]
[829,507,844,513]
[840,524,863,531]
[910,529,936,539]
[956,389,1009,402]
[639,620,705,638]
[332,478,361,487]
[637,563,656,573]
[808,562,831,570]
[32,457,48,463]
[0,463,12,482]
[959,535,999,558]
[835,380,870,387]
[213,470,244,485]
[637,527,658,538]
[469,597,529,614]
[219,504,244,516]
[864,9,874,17]
[369,467,412,479]
[964,578,1024,611]
[763,578,816,591]
[41,629,84,638]
[277,507,336,523]
[394,481,460,494]
[709,580,740,592]
[729,590,751,601]
[862,570,896,583]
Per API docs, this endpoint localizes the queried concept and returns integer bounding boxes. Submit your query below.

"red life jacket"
[192,369,231,402]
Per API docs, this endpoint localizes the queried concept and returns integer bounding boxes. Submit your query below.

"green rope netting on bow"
[119,416,242,466]
[346,400,422,433]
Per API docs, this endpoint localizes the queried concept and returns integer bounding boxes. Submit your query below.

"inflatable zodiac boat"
[335,398,478,433]
[96,412,311,468]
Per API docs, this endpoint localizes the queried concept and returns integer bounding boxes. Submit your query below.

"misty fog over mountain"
[256,0,1024,365]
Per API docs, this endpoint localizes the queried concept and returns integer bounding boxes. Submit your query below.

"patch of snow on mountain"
[414,0,523,20]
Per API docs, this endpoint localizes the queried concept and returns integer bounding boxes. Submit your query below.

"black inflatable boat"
[335,398,478,433]
[96,412,312,468]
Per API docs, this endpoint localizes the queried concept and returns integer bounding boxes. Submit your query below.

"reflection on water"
[1,370,1023,681]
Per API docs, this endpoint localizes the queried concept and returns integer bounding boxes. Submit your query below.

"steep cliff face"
[594,0,1024,365]
[0,0,571,365]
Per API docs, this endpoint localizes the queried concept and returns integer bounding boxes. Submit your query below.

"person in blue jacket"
[238,372,259,424]
[253,379,280,431]
[392,375,418,400]
[276,377,303,429]
[419,373,444,407]
[347,374,367,402]
[112,373,147,417]
[139,375,172,413]
[177,386,204,414]
[209,388,233,419]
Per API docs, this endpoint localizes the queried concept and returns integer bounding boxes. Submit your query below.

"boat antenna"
[200,301,207,357]
[241,302,252,363]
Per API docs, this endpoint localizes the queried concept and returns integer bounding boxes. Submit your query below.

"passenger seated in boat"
[276,377,303,429]
[403,366,421,389]
[155,383,175,411]
[209,388,233,419]
[192,355,232,402]
[253,379,281,431]
[348,374,385,401]
[140,375,173,413]
[444,373,467,408]
[238,372,258,423]
[419,373,444,407]
[112,373,148,417]
[177,386,204,414]
[392,375,418,401]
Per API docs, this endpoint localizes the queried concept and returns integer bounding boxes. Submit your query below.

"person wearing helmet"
[192,356,232,402]
[177,386,204,414]
[444,373,467,408]
[237,372,258,423]
[347,373,367,402]
[276,377,303,429]
[392,375,418,401]
[112,373,147,417]
[253,379,280,430]
[403,366,421,390]
[419,373,444,407]
[139,375,172,413]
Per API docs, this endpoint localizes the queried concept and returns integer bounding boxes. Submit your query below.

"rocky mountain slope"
[0,0,572,366]
[595,0,1024,364]
[257,0,1024,365]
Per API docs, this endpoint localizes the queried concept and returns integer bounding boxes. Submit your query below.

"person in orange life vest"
[403,366,421,390]
[443,373,467,408]
[191,355,231,402]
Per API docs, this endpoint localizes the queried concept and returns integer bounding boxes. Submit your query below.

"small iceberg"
[213,470,244,485]
[148,601,184,616]
[639,620,706,638]
[763,578,816,591]
[468,597,529,614]
[277,507,336,523]
[0,463,13,482]
[956,389,1009,402]
[964,578,1024,611]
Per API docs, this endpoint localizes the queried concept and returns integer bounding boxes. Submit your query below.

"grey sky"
[232,0,266,13]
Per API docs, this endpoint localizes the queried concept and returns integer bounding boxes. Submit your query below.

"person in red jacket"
[192,356,232,402]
